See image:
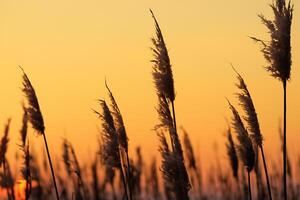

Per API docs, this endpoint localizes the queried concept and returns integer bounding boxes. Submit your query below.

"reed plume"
[0,119,11,167]
[156,96,190,200]
[21,68,60,200]
[251,1,293,199]
[150,9,175,102]
[182,127,202,195]
[0,119,15,200]
[226,127,239,180]
[21,144,31,200]
[227,100,255,200]
[150,10,190,199]
[19,105,31,200]
[150,158,160,200]
[62,139,89,200]
[94,98,130,200]
[233,67,272,199]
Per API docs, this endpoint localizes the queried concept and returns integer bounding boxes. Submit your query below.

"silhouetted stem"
[248,171,252,200]
[283,80,287,200]
[120,166,129,200]
[42,133,60,200]
[171,101,178,141]
[125,153,133,200]
[260,146,272,200]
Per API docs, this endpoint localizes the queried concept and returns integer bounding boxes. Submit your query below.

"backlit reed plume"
[0,119,11,167]
[20,68,60,200]
[226,127,239,180]
[233,67,272,199]
[19,104,31,200]
[62,139,89,200]
[227,100,255,200]
[156,95,190,200]
[150,158,160,200]
[150,9,175,103]
[21,144,31,200]
[0,119,15,200]
[251,1,293,199]
[150,10,190,199]
[105,82,132,200]
[150,9,181,149]
[182,127,202,195]
[91,155,100,200]
[94,99,129,200]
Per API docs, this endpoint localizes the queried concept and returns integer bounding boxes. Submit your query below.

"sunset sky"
[0,0,299,174]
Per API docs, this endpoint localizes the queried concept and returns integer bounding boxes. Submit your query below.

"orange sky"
[0,0,299,175]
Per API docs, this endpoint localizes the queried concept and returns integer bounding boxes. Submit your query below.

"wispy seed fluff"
[0,119,11,167]
[227,100,255,172]
[226,127,239,179]
[21,68,45,134]
[252,0,293,82]
[94,100,120,169]
[233,68,263,147]
[150,9,175,102]
[105,82,128,153]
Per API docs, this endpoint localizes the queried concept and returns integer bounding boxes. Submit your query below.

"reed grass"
[21,68,60,200]
[251,1,293,199]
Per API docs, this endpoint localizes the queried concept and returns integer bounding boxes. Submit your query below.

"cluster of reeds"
[0,0,297,199]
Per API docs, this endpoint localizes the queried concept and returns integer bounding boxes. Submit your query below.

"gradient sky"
[0,0,299,173]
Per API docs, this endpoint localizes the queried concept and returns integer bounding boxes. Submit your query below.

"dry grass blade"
[150,9,175,102]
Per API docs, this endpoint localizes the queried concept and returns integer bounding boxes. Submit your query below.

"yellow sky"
[0,0,299,173]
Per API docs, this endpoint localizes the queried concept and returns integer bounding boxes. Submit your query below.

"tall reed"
[182,127,202,196]
[0,118,15,200]
[19,104,31,200]
[20,68,60,200]
[251,1,293,199]
[104,82,133,200]
[94,99,129,200]
[150,9,190,200]
[227,100,255,200]
[232,67,272,200]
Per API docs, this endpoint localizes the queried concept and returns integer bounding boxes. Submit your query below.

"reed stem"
[260,146,272,200]
[42,133,60,200]
[248,171,252,200]
[283,80,287,200]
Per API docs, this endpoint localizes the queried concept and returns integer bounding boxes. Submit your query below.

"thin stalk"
[120,166,129,200]
[248,171,252,200]
[125,153,133,200]
[260,146,272,200]
[171,101,177,139]
[42,133,60,200]
[283,80,287,200]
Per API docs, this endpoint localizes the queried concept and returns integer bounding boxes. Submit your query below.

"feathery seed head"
[227,100,255,172]
[252,0,293,82]
[21,68,45,134]
[150,9,175,102]
[105,81,128,152]
[226,128,239,179]
[0,119,11,167]
[20,103,28,147]
[233,67,263,147]
[95,100,120,169]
